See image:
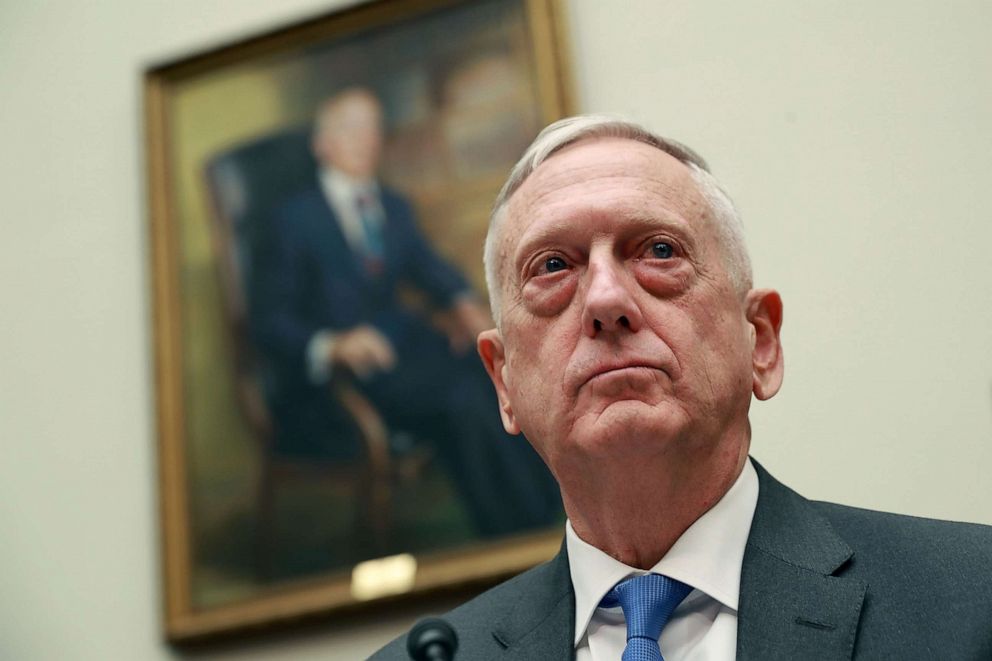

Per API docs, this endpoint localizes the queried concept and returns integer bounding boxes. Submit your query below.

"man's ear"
[745,288,784,401]
[477,329,520,435]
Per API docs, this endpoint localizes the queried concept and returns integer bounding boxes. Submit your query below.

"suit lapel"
[490,543,575,661]
[485,463,867,660]
[737,462,867,661]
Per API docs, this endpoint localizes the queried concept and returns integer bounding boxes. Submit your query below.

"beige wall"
[1,1,988,659]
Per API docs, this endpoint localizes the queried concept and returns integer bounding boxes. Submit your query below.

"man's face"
[312,93,383,179]
[479,138,780,480]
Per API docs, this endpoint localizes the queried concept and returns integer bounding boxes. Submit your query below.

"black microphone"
[406,616,458,661]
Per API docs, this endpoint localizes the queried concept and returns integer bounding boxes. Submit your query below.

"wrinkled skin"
[478,137,784,567]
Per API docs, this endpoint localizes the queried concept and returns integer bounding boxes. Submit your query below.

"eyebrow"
[512,210,693,269]
[513,218,575,258]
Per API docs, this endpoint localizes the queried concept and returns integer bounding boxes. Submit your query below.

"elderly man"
[374,116,992,660]
[251,88,561,537]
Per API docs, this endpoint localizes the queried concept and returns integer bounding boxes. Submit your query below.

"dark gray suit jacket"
[372,461,992,660]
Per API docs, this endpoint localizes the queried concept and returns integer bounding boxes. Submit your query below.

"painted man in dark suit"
[250,88,560,537]
[374,116,992,659]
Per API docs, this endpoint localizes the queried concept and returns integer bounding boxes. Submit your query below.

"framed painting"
[145,0,574,642]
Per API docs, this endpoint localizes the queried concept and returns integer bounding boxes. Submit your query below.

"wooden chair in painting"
[203,127,398,579]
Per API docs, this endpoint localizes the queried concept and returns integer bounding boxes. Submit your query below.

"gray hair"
[483,114,753,326]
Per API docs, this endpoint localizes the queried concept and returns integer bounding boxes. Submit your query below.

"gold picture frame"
[145,0,574,643]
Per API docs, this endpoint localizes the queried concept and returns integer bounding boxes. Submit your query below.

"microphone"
[406,617,458,661]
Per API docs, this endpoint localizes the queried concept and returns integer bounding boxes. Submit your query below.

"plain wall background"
[1,1,989,659]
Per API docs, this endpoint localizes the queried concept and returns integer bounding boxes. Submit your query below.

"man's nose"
[580,258,643,337]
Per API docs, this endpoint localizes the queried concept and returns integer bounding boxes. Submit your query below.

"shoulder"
[813,499,992,583]
[371,555,569,660]
[444,556,568,632]
[378,183,410,206]
[747,462,991,655]
[751,460,992,577]
[814,498,992,545]
[754,461,992,591]
[275,185,325,220]
[813,502,992,655]
[267,186,336,247]
[378,184,418,220]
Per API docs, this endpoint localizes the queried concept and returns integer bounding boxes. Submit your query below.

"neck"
[560,431,749,569]
[322,165,376,189]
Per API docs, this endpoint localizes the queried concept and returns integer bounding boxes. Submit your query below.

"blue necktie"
[600,574,693,661]
[355,191,385,274]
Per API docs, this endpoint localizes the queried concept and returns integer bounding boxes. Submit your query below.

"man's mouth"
[578,361,667,390]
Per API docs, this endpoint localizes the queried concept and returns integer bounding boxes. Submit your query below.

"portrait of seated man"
[249,87,561,539]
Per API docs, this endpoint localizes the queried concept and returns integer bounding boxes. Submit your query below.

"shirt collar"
[566,458,759,646]
[318,167,378,200]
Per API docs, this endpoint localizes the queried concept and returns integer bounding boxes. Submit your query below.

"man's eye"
[543,256,568,273]
[650,242,674,259]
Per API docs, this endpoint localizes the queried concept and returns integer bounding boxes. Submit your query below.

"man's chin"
[570,400,687,454]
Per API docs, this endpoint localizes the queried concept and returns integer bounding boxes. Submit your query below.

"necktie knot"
[355,190,376,212]
[600,574,692,661]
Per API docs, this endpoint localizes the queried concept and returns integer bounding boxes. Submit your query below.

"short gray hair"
[483,115,753,326]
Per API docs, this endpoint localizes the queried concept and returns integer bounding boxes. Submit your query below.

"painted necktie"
[355,191,384,274]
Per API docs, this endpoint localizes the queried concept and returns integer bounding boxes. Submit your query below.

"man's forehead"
[505,136,705,226]
[322,94,381,125]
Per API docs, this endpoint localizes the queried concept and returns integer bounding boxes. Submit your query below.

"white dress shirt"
[317,167,384,255]
[568,458,759,661]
